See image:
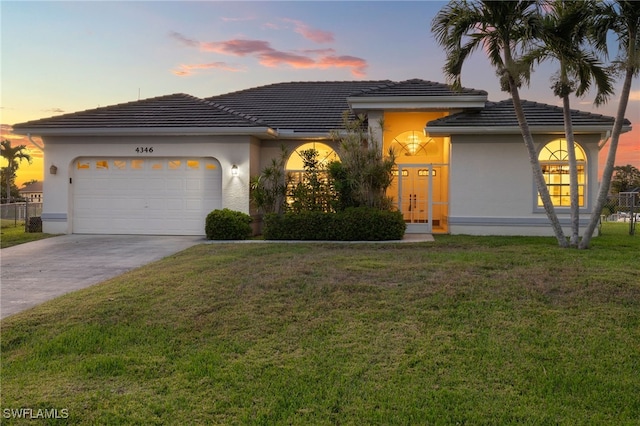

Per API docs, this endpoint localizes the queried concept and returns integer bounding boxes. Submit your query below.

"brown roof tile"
[13,93,267,130]
[427,99,629,131]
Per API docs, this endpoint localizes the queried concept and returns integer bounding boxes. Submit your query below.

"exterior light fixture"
[231,165,238,176]
[49,165,58,175]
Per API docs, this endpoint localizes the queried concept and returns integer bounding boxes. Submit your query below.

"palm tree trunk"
[510,84,569,247]
[562,94,580,246]
[5,164,12,203]
[579,65,634,249]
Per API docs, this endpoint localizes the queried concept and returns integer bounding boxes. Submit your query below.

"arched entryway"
[384,113,450,233]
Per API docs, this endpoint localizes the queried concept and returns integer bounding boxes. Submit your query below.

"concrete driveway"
[1,234,204,319]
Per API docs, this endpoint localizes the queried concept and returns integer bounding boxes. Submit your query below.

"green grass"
[1,223,639,424]
[1,220,57,248]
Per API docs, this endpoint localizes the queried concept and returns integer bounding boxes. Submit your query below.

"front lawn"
[1,223,638,424]
[1,220,57,249]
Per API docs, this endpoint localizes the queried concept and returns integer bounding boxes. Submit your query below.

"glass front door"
[390,164,448,233]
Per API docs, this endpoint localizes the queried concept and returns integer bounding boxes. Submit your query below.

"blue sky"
[1,1,638,183]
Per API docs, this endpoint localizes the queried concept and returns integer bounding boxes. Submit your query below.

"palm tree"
[1,140,33,203]
[579,0,640,249]
[432,0,569,247]
[526,0,614,246]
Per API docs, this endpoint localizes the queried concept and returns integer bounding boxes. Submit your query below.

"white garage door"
[73,157,222,235]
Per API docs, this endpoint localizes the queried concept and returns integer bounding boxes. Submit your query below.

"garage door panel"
[186,179,202,191]
[111,178,132,191]
[73,157,222,235]
[165,179,183,191]
[147,198,166,210]
[185,199,203,211]
[166,199,184,210]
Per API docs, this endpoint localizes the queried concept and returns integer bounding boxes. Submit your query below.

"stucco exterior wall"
[448,133,602,236]
[41,134,253,234]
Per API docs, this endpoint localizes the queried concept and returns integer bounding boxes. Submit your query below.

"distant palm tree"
[526,0,614,246]
[579,0,640,249]
[1,140,33,203]
[432,0,569,247]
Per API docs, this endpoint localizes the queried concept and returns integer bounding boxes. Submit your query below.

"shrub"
[263,207,405,241]
[205,209,252,240]
[263,211,336,240]
[328,112,396,211]
[250,145,291,215]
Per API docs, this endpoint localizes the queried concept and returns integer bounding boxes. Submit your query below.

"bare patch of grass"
[1,223,639,424]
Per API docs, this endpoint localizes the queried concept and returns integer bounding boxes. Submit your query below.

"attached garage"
[72,157,222,235]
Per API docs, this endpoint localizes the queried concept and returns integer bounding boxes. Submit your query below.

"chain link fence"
[0,202,43,231]
[602,194,640,221]
[601,193,639,235]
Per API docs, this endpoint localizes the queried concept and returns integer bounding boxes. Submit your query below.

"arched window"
[286,142,339,172]
[538,139,586,207]
[285,142,339,191]
[390,130,439,159]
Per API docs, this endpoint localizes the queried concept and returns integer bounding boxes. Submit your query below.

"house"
[19,181,43,202]
[12,79,631,237]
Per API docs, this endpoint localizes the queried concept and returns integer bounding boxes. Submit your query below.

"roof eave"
[425,125,630,137]
[273,131,331,141]
[347,95,487,111]
[11,126,278,138]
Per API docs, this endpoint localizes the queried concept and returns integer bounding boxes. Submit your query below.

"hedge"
[263,207,406,241]
[205,209,253,240]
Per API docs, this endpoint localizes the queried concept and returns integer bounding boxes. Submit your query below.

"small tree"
[328,112,396,211]
[580,0,640,248]
[0,168,20,201]
[288,148,334,213]
[610,165,640,194]
[1,140,32,203]
[250,144,292,215]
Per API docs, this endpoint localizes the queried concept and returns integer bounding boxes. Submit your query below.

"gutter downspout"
[598,130,611,150]
[27,133,44,151]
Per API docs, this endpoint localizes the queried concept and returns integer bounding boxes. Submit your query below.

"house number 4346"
[135,147,154,153]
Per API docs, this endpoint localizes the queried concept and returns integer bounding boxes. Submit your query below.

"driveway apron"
[1,234,203,319]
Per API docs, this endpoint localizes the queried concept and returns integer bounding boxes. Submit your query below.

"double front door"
[390,164,447,233]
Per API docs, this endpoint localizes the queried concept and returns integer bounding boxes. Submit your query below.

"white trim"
[42,213,67,222]
[348,95,487,111]
[448,216,594,226]
[13,126,278,138]
[426,125,631,136]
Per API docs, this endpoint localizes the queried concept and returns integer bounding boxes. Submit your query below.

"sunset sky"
[1,1,638,187]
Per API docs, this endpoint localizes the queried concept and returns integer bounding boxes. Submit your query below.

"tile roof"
[13,93,268,130]
[19,181,43,192]
[426,99,630,132]
[206,80,393,134]
[349,78,487,97]
[13,82,626,137]
[206,79,487,133]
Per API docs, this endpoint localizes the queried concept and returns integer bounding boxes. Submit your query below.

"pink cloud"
[173,62,245,76]
[169,31,199,48]
[201,39,273,56]
[170,31,368,77]
[300,48,336,56]
[282,18,334,43]
[318,55,368,77]
[258,51,316,69]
